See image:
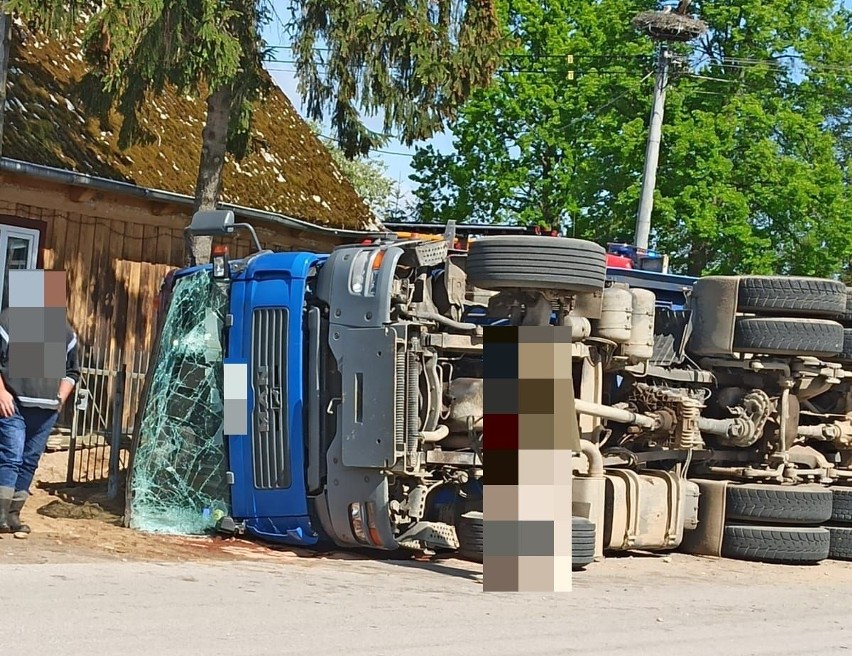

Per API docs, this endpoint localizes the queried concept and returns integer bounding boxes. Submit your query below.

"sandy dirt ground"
[4,553,852,655]
[4,450,852,655]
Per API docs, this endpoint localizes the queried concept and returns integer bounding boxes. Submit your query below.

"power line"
[566,69,655,126]
[266,43,656,61]
[310,68,656,159]
[266,58,642,77]
[266,44,852,75]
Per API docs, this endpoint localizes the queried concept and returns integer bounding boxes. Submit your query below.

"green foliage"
[8,0,273,160]
[411,0,852,277]
[285,0,506,159]
[411,0,658,233]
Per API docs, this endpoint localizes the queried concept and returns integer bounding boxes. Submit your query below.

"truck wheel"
[572,516,596,571]
[457,511,484,563]
[455,513,597,569]
[732,317,844,358]
[725,483,834,525]
[828,526,852,561]
[830,487,852,523]
[721,525,831,564]
[737,276,847,318]
[465,236,606,294]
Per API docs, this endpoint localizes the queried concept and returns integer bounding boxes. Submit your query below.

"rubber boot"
[8,490,29,534]
[0,486,14,534]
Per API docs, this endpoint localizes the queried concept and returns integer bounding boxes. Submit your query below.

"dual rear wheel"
[721,484,833,564]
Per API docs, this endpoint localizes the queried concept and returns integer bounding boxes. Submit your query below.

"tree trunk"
[687,242,710,276]
[0,15,12,159]
[185,85,232,267]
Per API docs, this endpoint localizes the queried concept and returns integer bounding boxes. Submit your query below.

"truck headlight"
[349,502,371,545]
[348,249,384,296]
[348,251,371,295]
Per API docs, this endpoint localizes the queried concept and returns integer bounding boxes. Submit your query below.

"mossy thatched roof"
[3,23,379,232]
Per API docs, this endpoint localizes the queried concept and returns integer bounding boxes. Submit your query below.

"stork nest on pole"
[631,10,708,42]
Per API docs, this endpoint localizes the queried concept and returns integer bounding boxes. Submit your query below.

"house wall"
[0,171,346,364]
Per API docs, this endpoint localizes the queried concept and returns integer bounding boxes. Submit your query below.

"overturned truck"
[126,212,852,567]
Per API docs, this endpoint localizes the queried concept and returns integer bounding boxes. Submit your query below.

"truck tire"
[721,524,830,564]
[732,317,844,358]
[455,513,597,570]
[830,487,852,523]
[828,526,852,561]
[457,511,484,563]
[572,516,596,571]
[737,276,847,318]
[465,236,606,294]
[725,483,833,525]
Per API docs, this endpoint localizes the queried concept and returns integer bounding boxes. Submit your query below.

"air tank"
[596,284,633,343]
[623,288,656,364]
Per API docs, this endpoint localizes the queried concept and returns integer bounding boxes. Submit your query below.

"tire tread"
[721,525,830,564]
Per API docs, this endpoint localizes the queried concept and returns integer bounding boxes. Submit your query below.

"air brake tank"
[596,284,633,343]
[623,288,656,364]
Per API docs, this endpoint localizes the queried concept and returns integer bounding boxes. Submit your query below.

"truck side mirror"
[186,209,264,253]
[187,210,236,236]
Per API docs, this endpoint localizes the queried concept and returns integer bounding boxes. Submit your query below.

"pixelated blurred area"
[6,269,69,379]
[223,362,248,436]
[8,268,66,308]
[482,325,575,592]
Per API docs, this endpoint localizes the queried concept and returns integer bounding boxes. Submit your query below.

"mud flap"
[688,276,740,356]
[679,478,728,557]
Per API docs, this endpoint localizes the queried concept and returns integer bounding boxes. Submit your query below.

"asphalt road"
[4,553,852,656]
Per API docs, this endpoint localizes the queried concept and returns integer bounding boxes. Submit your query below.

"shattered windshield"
[129,269,231,535]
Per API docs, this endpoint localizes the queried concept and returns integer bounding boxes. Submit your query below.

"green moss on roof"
[3,23,379,232]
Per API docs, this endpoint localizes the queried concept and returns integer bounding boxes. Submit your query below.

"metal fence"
[62,345,151,497]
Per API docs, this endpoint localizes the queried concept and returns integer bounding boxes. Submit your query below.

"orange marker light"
[372,250,385,270]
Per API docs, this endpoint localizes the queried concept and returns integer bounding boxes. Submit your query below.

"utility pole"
[634,44,670,251]
[630,4,707,251]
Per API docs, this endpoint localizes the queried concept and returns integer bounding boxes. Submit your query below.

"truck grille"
[251,307,290,489]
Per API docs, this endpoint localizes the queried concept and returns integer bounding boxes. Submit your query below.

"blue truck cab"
[131,210,490,556]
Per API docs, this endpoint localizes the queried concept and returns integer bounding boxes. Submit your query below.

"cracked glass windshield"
[129,269,231,535]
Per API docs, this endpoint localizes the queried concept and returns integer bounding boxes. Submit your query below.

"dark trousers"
[0,403,60,492]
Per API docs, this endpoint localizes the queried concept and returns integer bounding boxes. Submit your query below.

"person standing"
[0,307,80,535]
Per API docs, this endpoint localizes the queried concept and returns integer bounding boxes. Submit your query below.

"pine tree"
[285,0,505,159]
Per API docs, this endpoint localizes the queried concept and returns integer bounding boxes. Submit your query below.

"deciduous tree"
[411,0,852,277]
[309,121,401,220]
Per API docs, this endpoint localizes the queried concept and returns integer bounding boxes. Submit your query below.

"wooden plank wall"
[0,197,345,373]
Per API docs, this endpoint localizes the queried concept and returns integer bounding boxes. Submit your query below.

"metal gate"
[64,344,150,498]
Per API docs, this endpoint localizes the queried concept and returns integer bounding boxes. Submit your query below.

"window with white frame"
[0,225,40,309]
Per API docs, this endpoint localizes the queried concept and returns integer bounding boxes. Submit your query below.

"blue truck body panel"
[605,267,697,310]
[224,251,326,546]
